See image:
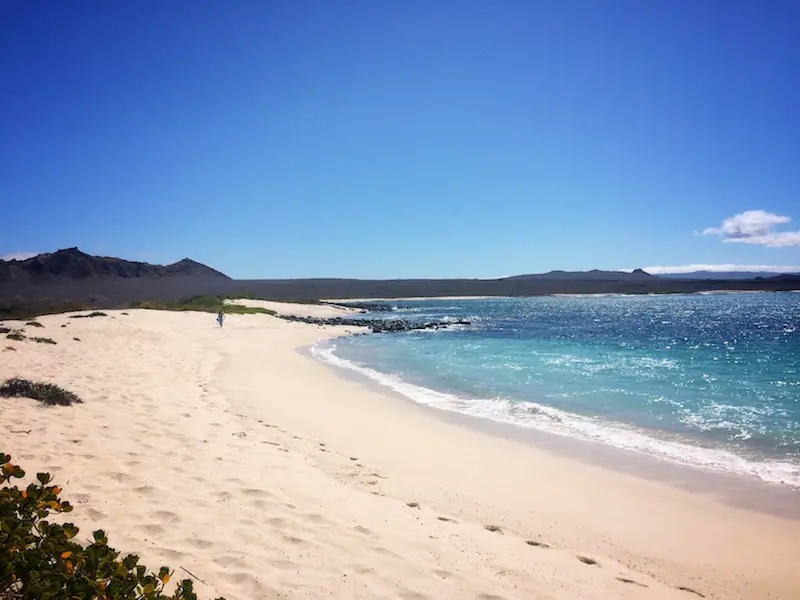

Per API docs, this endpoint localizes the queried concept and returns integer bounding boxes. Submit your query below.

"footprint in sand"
[87,508,106,520]
[577,555,599,566]
[617,577,648,588]
[241,488,273,498]
[282,535,306,545]
[138,523,165,535]
[677,586,705,597]
[525,540,549,548]
[437,516,457,523]
[433,569,452,579]
[484,524,502,533]
[150,510,181,524]
[303,513,327,524]
[399,592,427,600]
[354,525,374,536]
[215,491,233,503]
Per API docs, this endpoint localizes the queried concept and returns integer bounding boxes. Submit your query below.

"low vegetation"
[0,378,81,406]
[6,332,25,342]
[25,321,44,328]
[69,311,108,319]
[0,327,9,335]
[0,303,92,322]
[135,296,276,316]
[31,337,57,345]
[1,452,223,599]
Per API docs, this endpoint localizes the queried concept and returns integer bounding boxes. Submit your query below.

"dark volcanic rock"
[276,313,471,333]
[326,301,395,312]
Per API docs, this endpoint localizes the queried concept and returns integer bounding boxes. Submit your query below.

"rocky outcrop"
[277,313,471,333]
[324,301,395,312]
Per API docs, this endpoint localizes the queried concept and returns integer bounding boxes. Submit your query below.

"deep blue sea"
[313,293,800,486]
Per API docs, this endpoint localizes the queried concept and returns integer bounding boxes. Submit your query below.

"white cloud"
[702,210,800,247]
[0,251,37,262]
[628,264,800,275]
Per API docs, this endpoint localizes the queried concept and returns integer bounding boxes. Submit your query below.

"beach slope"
[1,306,798,599]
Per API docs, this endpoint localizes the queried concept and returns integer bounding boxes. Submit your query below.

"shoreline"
[308,337,800,496]
[305,340,800,519]
[2,306,799,599]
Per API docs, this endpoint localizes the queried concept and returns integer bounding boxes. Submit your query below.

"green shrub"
[0,379,81,406]
[69,312,108,319]
[134,296,276,316]
[0,452,223,600]
[0,327,10,335]
[31,337,57,345]
[6,332,25,342]
[25,321,44,328]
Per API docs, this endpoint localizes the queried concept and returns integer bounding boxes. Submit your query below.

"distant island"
[1,248,799,318]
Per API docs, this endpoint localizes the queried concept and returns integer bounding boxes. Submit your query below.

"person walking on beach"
[217,310,225,328]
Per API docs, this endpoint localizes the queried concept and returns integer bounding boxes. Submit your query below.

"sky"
[1,1,798,279]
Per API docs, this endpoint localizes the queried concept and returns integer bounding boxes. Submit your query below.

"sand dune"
[1,307,798,599]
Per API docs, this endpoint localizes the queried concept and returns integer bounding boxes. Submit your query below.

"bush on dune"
[6,332,25,342]
[0,452,224,600]
[0,378,81,406]
[25,321,44,328]
[135,296,276,316]
[69,312,108,319]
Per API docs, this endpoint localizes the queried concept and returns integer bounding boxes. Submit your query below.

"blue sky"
[1,1,798,278]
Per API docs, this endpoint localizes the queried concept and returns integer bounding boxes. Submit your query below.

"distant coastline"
[3,248,800,319]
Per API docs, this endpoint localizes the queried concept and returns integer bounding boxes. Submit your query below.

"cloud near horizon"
[634,264,800,275]
[702,210,800,247]
[0,251,38,262]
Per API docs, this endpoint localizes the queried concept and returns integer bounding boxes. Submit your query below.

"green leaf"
[36,472,52,485]
[122,554,139,570]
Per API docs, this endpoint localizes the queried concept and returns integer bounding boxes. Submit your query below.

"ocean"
[312,293,800,487]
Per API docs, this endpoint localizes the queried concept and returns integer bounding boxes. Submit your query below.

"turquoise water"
[313,293,800,486]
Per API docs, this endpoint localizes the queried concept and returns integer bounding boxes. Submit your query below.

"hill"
[0,248,229,282]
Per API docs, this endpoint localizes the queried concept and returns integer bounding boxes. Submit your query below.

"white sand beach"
[2,304,799,600]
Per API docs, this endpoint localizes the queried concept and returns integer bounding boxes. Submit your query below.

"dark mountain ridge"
[503,268,653,281]
[0,248,229,282]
